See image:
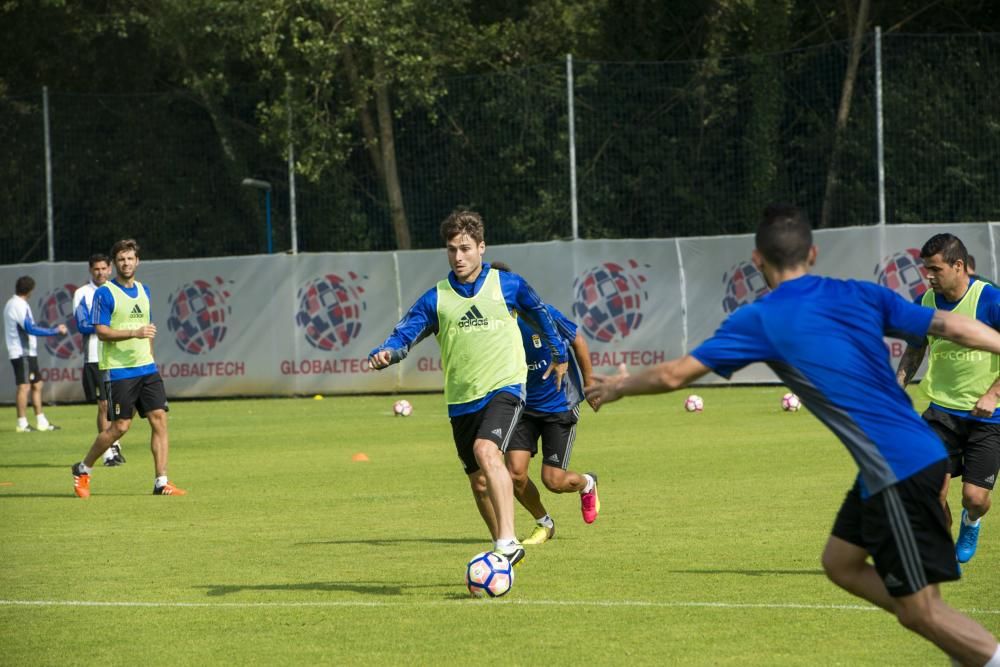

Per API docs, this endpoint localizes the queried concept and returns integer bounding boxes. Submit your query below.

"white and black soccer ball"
[465,551,514,598]
[684,394,704,412]
[393,399,413,417]
[781,392,802,412]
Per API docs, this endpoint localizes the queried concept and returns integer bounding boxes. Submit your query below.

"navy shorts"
[922,406,1000,490]
[506,408,579,470]
[831,460,959,597]
[82,362,104,403]
[10,356,40,386]
[106,372,169,421]
[450,392,524,475]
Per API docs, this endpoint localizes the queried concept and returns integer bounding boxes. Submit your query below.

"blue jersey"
[371,264,568,417]
[520,305,584,413]
[691,274,944,498]
[92,279,157,380]
[916,278,1000,423]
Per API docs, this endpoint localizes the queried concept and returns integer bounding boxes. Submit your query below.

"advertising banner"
[1,223,996,402]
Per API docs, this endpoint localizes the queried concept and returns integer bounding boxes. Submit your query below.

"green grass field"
[2,387,998,665]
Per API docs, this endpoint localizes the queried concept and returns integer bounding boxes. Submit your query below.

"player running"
[586,205,1000,666]
[488,262,600,545]
[897,233,1000,567]
[368,210,568,567]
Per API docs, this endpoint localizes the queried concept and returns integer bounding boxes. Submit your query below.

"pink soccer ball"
[684,394,704,412]
[781,392,802,412]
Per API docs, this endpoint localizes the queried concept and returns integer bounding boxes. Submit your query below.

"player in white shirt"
[73,254,125,465]
[3,276,68,432]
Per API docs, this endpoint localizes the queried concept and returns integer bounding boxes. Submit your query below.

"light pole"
[241,177,273,254]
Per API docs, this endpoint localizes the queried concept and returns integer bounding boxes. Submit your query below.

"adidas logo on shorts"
[491,428,502,438]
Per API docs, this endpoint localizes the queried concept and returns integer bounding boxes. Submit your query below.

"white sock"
[581,474,595,494]
[494,538,520,552]
[36,414,49,429]
[963,512,981,527]
[537,514,554,528]
[81,463,93,475]
[16,417,28,428]
[154,475,168,489]
[985,644,1000,667]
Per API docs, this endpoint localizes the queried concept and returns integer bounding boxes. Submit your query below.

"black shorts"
[450,392,524,475]
[922,406,1000,490]
[106,372,169,421]
[82,363,105,403]
[506,408,579,470]
[10,356,40,385]
[831,459,959,597]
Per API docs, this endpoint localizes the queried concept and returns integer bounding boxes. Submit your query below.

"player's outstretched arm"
[929,310,1000,355]
[585,354,711,411]
[368,348,409,370]
[896,343,926,388]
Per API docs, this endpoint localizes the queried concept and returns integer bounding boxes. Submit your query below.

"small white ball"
[684,394,704,412]
[781,392,801,412]
[393,399,413,417]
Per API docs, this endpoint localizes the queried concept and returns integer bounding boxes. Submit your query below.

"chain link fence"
[1,33,998,263]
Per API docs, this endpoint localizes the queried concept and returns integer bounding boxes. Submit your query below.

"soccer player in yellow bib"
[369,210,568,567]
[897,233,1000,566]
[71,239,185,498]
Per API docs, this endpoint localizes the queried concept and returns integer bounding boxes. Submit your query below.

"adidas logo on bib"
[458,305,489,329]
[129,303,144,319]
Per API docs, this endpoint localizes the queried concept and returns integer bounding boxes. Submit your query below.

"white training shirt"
[72,281,102,362]
[4,295,37,359]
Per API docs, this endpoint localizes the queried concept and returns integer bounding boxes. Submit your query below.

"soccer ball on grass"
[684,394,704,412]
[781,392,801,412]
[393,399,413,417]
[465,551,514,598]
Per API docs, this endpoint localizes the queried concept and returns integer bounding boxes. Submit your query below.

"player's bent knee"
[541,470,568,493]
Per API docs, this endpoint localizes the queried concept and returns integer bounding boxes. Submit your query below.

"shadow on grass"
[0,492,84,498]
[0,463,67,469]
[668,568,826,576]
[196,581,452,597]
[296,537,484,547]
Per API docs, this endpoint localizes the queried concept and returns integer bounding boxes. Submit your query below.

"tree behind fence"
[1,33,998,264]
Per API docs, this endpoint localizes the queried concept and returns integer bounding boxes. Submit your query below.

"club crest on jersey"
[531,334,542,348]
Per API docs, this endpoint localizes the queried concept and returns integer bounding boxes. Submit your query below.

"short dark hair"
[440,210,485,244]
[755,204,813,269]
[14,276,35,296]
[920,233,968,266]
[88,253,110,267]
[110,239,140,260]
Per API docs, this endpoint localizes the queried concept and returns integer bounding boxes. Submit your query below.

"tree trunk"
[343,44,385,184]
[372,59,411,250]
[819,0,871,228]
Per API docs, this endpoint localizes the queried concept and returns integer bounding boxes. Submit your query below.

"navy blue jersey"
[371,264,568,417]
[520,305,584,413]
[692,274,944,498]
[915,278,1000,423]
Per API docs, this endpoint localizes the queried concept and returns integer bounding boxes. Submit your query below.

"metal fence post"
[287,76,298,254]
[43,86,54,261]
[875,26,886,226]
[566,54,579,240]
